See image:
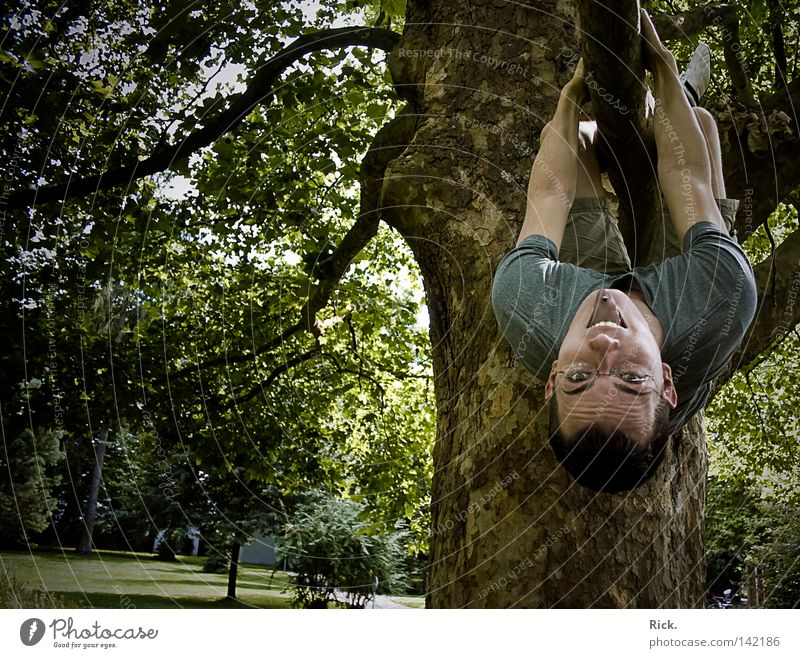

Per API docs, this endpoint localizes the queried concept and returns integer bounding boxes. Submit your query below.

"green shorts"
[559,197,740,273]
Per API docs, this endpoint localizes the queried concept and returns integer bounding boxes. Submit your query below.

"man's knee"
[539,121,553,143]
[692,106,715,126]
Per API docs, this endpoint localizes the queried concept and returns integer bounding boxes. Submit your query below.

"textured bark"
[576,0,656,263]
[380,0,706,608]
[75,431,108,556]
[712,94,799,242]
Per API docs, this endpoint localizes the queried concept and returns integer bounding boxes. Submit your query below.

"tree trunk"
[381,0,706,608]
[76,429,108,555]
[227,542,241,599]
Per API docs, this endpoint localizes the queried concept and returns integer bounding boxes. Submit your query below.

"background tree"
[0,427,64,548]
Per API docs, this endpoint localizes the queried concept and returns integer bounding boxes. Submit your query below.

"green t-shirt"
[491,222,757,433]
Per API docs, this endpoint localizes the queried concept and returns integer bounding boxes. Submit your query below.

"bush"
[202,551,230,574]
[0,427,64,547]
[277,494,409,608]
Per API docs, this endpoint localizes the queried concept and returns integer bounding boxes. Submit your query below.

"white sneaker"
[679,42,711,106]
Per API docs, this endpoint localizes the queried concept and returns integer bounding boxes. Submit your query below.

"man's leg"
[559,121,632,273]
[644,105,739,263]
[641,10,728,244]
[693,107,739,237]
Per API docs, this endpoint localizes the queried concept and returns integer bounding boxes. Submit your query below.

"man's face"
[544,289,677,442]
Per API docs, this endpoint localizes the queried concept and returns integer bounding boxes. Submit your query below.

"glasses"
[555,366,658,394]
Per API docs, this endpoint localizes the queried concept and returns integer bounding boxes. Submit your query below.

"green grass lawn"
[0,548,293,609]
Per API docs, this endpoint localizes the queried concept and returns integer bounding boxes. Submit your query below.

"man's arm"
[517,61,587,247]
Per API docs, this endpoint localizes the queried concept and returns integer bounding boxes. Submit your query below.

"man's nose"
[588,333,621,354]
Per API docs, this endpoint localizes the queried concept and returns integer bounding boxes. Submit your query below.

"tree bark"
[227,542,241,599]
[76,430,108,555]
[381,0,706,608]
[577,0,657,262]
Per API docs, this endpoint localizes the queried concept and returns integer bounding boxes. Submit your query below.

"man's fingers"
[640,8,675,74]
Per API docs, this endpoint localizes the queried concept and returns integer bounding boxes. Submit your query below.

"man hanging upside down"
[491,10,757,493]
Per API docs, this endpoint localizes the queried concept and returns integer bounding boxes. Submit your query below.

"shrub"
[202,551,230,574]
[277,494,408,608]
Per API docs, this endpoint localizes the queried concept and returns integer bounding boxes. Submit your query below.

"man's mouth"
[587,291,627,328]
[590,319,625,328]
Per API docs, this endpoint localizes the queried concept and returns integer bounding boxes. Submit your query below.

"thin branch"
[715,5,755,104]
[655,4,755,104]
[651,3,734,41]
[764,220,777,306]
[9,26,401,209]
[225,347,321,408]
[162,319,303,384]
[326,355,387,399]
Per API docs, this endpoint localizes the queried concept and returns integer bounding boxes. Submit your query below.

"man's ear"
[544,361,559,401]
[661,362,678,409]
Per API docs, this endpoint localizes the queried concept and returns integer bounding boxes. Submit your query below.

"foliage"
[277,493,409,608]
[0,0,433,568]
[0,427,65,547]
[705,477,757,595]
[744,501,800,608]
[202,551,230,574]
[647,0,800,96]
[705,475,800,607]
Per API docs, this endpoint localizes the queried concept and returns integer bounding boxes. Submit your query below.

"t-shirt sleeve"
[639,222,757,395]
[491,235,598,380]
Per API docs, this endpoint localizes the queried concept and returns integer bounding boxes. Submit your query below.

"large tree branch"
[301,108,418,333]
[650,4,733,41]
[576,0,656,262]
[767,0,788,88]
[9,26,401,209]
[716,88,799,240]
[225,347,321,408]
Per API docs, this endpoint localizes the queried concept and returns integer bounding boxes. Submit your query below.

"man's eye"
[620,372,647,383]
[566,371,591,382]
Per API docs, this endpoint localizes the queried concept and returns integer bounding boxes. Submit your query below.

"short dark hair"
[548,396,672,493]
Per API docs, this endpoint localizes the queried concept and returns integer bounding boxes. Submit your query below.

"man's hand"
[640,9,678,78]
